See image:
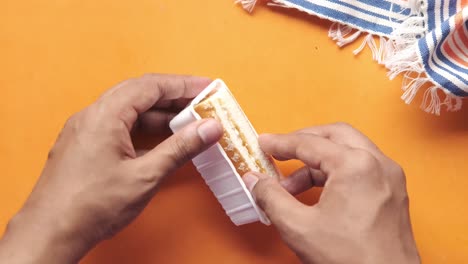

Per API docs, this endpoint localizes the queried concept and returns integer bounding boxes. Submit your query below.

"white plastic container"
[169,79,270,226]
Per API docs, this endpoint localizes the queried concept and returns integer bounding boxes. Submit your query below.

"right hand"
[242,123,420,264]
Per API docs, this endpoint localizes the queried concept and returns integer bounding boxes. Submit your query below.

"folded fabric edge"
[384,42,463,115]
[235,0,464,114]
[328,21,463,115]
[381,1,463,114]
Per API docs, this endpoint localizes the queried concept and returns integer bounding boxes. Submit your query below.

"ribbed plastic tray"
[169,79,270,226]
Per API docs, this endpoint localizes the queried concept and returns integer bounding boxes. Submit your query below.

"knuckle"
[295,145,308,160]
[63,112,84,135]
[119,78,136,88]
[114,78,136,92]
[115,78,141,92]
[380,157,407,181]
[390,162,406,182]
[140,73,160,80]
[295,143,317,166]
[333,122,353,130]
[356,150,378,168]
[387,183,409,208]
[121,76,145,91]
[347,149,379,172]
[137,75,165,102]
[378,180,394,204]
[116,109,136,131]
[386,161,409,197]
[64,113,78,128]
[400,192,410,207]
[393,163,405,175]
[142,76,154,87]
[47,147,56,160]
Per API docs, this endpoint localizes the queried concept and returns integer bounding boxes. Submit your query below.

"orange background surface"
[2,0,468,263]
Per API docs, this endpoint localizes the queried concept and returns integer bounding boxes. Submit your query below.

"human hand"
[243,123,420,264]
[0,74,223,264]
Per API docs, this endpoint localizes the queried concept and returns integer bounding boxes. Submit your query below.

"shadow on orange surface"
[84,136,320,263]
[264,0,468,136]
[426,101,468,132]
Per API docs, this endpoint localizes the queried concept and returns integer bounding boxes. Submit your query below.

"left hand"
[0,74,223,264]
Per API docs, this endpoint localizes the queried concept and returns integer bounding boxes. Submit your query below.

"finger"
[100,74,208,100]
[259,133,348,173]
[133,118,223,182]
[152,99,173,109]
[99,78,133,99]
[153,98,192,111]
[135,149,150,157]
[280,166,326,195]
[272,154,290,161]
[243,172,307,229]
[295,122,380,154]
[100,74,211,130]
[135,110,177,134]
[172,98,193,109]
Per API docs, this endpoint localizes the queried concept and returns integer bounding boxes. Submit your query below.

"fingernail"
[197,119,222,144]
[243,173,259,192]
[258,133,273,143]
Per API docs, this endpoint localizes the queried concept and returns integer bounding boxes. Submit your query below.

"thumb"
[135,118,223,182]
[243,172,307,228]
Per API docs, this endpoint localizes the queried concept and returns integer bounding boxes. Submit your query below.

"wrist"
[0,206,92,264]
[367,242,420,264]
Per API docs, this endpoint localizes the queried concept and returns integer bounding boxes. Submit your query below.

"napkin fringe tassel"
[235,0,257,13]
[235,0,463,114]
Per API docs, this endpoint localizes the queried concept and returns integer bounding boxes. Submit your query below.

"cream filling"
[212,98,260,173]
[197,87,280,179]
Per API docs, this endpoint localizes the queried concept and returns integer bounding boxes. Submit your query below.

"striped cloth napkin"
[237,0,468,114]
